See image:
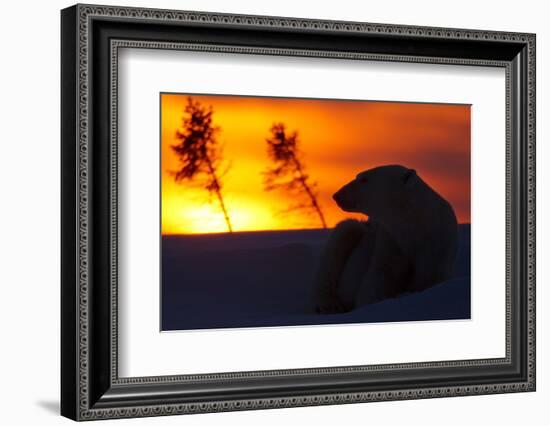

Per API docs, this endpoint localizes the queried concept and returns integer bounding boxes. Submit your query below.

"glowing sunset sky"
[161,93,470,235]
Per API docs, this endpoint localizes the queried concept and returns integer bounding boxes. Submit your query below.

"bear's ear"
[402,168,416,185]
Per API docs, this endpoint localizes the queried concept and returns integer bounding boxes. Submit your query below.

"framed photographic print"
[61,4,536,421]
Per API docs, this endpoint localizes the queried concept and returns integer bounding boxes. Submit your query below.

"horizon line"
[162,223,472,237]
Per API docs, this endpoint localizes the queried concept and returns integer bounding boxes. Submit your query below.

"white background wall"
[0,0,546,424]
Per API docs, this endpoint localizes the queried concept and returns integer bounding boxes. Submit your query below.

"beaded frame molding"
[61,4,536,421]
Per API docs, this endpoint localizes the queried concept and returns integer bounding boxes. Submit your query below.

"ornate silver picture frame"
[61,4,535,421]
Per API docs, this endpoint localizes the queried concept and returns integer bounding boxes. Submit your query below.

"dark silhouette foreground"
[314,165,458,314]
[161,225,469,331]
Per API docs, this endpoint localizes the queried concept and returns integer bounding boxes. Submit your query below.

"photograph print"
[160,93,471,331]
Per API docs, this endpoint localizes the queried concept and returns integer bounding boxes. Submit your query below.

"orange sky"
[161,93,470,235]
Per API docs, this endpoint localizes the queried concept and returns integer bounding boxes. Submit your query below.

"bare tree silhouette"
[263,123,327,229]
[171,97,233,232]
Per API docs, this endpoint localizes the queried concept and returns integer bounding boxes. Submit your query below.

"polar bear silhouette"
[314,165,458,314]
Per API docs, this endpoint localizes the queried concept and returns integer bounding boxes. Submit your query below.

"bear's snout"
[332,188,344,205]
[333,185,356,212]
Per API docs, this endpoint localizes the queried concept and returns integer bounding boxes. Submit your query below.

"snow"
[162,225,470,330]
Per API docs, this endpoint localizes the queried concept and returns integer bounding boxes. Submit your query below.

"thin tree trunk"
[214,187,233,233]
[292,158,327,229]
[206,158,233,232]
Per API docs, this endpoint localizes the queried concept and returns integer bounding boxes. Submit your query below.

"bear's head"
[333,165,418,218]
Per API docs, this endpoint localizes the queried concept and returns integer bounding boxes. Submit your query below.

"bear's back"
[405,177,458,291]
